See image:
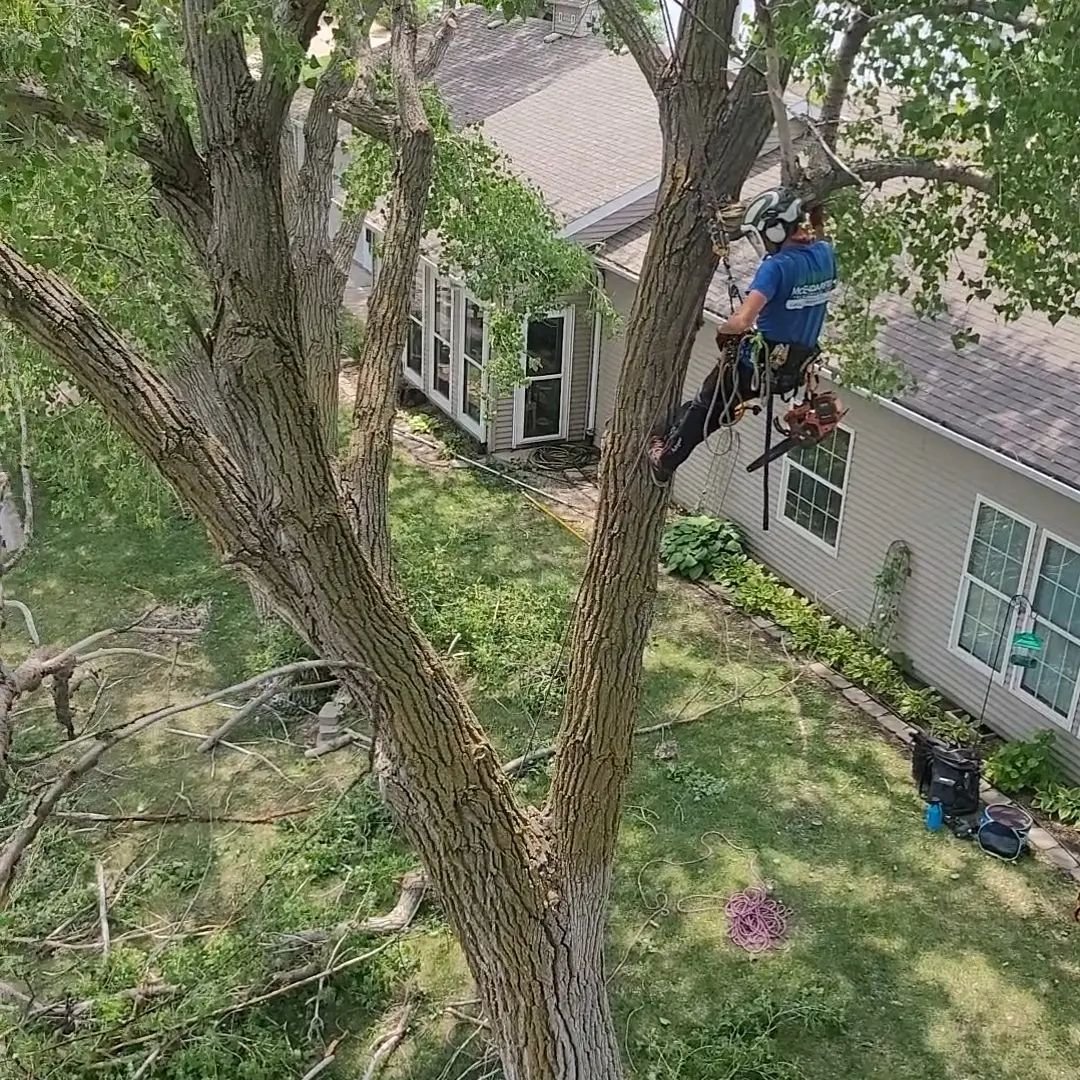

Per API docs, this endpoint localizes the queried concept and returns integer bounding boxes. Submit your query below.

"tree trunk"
[345,105,435,578]
[0,5,782,1078]
[549,67,777,938]
[262,543,625,1079]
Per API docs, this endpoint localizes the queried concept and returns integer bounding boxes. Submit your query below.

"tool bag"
[912,731,981,817]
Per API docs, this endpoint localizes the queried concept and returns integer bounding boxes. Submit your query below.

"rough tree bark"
[342,12,440,579]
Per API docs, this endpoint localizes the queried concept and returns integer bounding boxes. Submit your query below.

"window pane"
[790,428,850,489]
[526,317,564,377]
[957,582,1009,668]
[523,379,562,440]
[432,338,451,399]
[1034,539,1080,639]
[1020,622,1080,719]
[409,269,424,320]
[462,360,482,424]
[407,318,423,374]
[433,279,452,341]
[781,429,851,549]
[465,299,484,363]
[967,504,1030,594]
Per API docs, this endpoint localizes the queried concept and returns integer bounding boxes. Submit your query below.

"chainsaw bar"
[745,435,801,474]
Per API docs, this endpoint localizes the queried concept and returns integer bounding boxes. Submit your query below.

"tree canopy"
[0,1,1078,1077]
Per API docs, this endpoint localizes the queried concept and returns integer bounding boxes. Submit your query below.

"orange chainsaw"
[746,391,845,473]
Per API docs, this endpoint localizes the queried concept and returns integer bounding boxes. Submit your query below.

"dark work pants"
[656,353,757,473]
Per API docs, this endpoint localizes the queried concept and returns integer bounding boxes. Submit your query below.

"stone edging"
[698,582,1080,886]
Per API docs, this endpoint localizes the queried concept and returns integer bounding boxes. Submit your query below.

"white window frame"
[456,289,487,441]
[512,306,575,447]
[949,496,1038,682]
[359,226,376,275]
[401,257,429,390]
[427,270,455,410]
[1014,529,1080,732]
[776,425,854,556]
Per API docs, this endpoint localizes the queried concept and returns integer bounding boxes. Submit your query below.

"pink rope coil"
[724,885,788,953]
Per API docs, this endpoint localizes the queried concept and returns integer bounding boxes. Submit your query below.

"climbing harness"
[708,204,845,530]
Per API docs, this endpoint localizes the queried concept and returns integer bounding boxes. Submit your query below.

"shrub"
[1032,783,1080,826]
[984,731,1059,794]
[660,515,745,581]
[926,710,982,748]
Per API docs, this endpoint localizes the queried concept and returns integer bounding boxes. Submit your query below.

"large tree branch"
[550,0,766,876]
[113,57,213,257]
[812,155,996,196]
[599,0,668,92]
[1,83,172,175]
[182,0,258,153]
[675,0,741,82]
[818,5,875,154]
[0,240,262,553]
[416,8,459,79]
[344,0,436,579]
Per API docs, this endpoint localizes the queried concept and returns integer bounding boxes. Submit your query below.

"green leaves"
[984,730,1059,794]
[659,515,747,581]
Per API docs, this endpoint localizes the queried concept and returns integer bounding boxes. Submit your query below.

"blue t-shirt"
[748,240,838,348]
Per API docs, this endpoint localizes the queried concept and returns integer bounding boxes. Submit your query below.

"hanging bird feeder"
[1009,630,1043,669]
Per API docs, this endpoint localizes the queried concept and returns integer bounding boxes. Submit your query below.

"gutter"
[595,255,1080,509]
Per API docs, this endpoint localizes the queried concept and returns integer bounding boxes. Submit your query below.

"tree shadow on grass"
[609,676,1080,1080]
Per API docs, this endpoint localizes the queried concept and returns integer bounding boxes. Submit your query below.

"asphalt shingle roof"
[431,8,607,127]
[428,9,661,223]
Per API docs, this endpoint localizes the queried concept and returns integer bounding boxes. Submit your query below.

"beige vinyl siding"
[490,298,595,452]
[592,273,634,443]
[598,270,1080,780]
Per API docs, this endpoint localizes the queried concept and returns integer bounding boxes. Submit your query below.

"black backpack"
[912,731,981,817]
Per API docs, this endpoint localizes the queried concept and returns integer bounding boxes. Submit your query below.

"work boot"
[647,436,673,486]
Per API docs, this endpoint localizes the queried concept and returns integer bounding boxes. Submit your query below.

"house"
[350,7,1080,777]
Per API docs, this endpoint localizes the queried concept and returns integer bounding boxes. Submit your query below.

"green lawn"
[1,456,1078,1079]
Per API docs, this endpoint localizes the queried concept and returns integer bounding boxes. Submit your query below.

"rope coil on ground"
[724,885,788,953]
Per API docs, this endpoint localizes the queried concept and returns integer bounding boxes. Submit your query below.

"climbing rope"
[724,885,789,953]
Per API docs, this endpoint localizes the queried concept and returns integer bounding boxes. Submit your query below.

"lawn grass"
[1,456,1078,1079]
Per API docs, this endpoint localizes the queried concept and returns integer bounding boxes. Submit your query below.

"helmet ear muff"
[763,219,789,245]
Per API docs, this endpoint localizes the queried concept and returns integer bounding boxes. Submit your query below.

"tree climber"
[648,188,838,485]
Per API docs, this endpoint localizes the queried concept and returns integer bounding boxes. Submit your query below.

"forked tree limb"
[598,0,670,91]
[812,156,995,198]
[360,1003,413,1080]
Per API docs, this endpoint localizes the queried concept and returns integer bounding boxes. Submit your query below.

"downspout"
[585,269,605,438]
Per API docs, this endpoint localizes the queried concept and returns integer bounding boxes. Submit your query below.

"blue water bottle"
[924,800,944,831]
